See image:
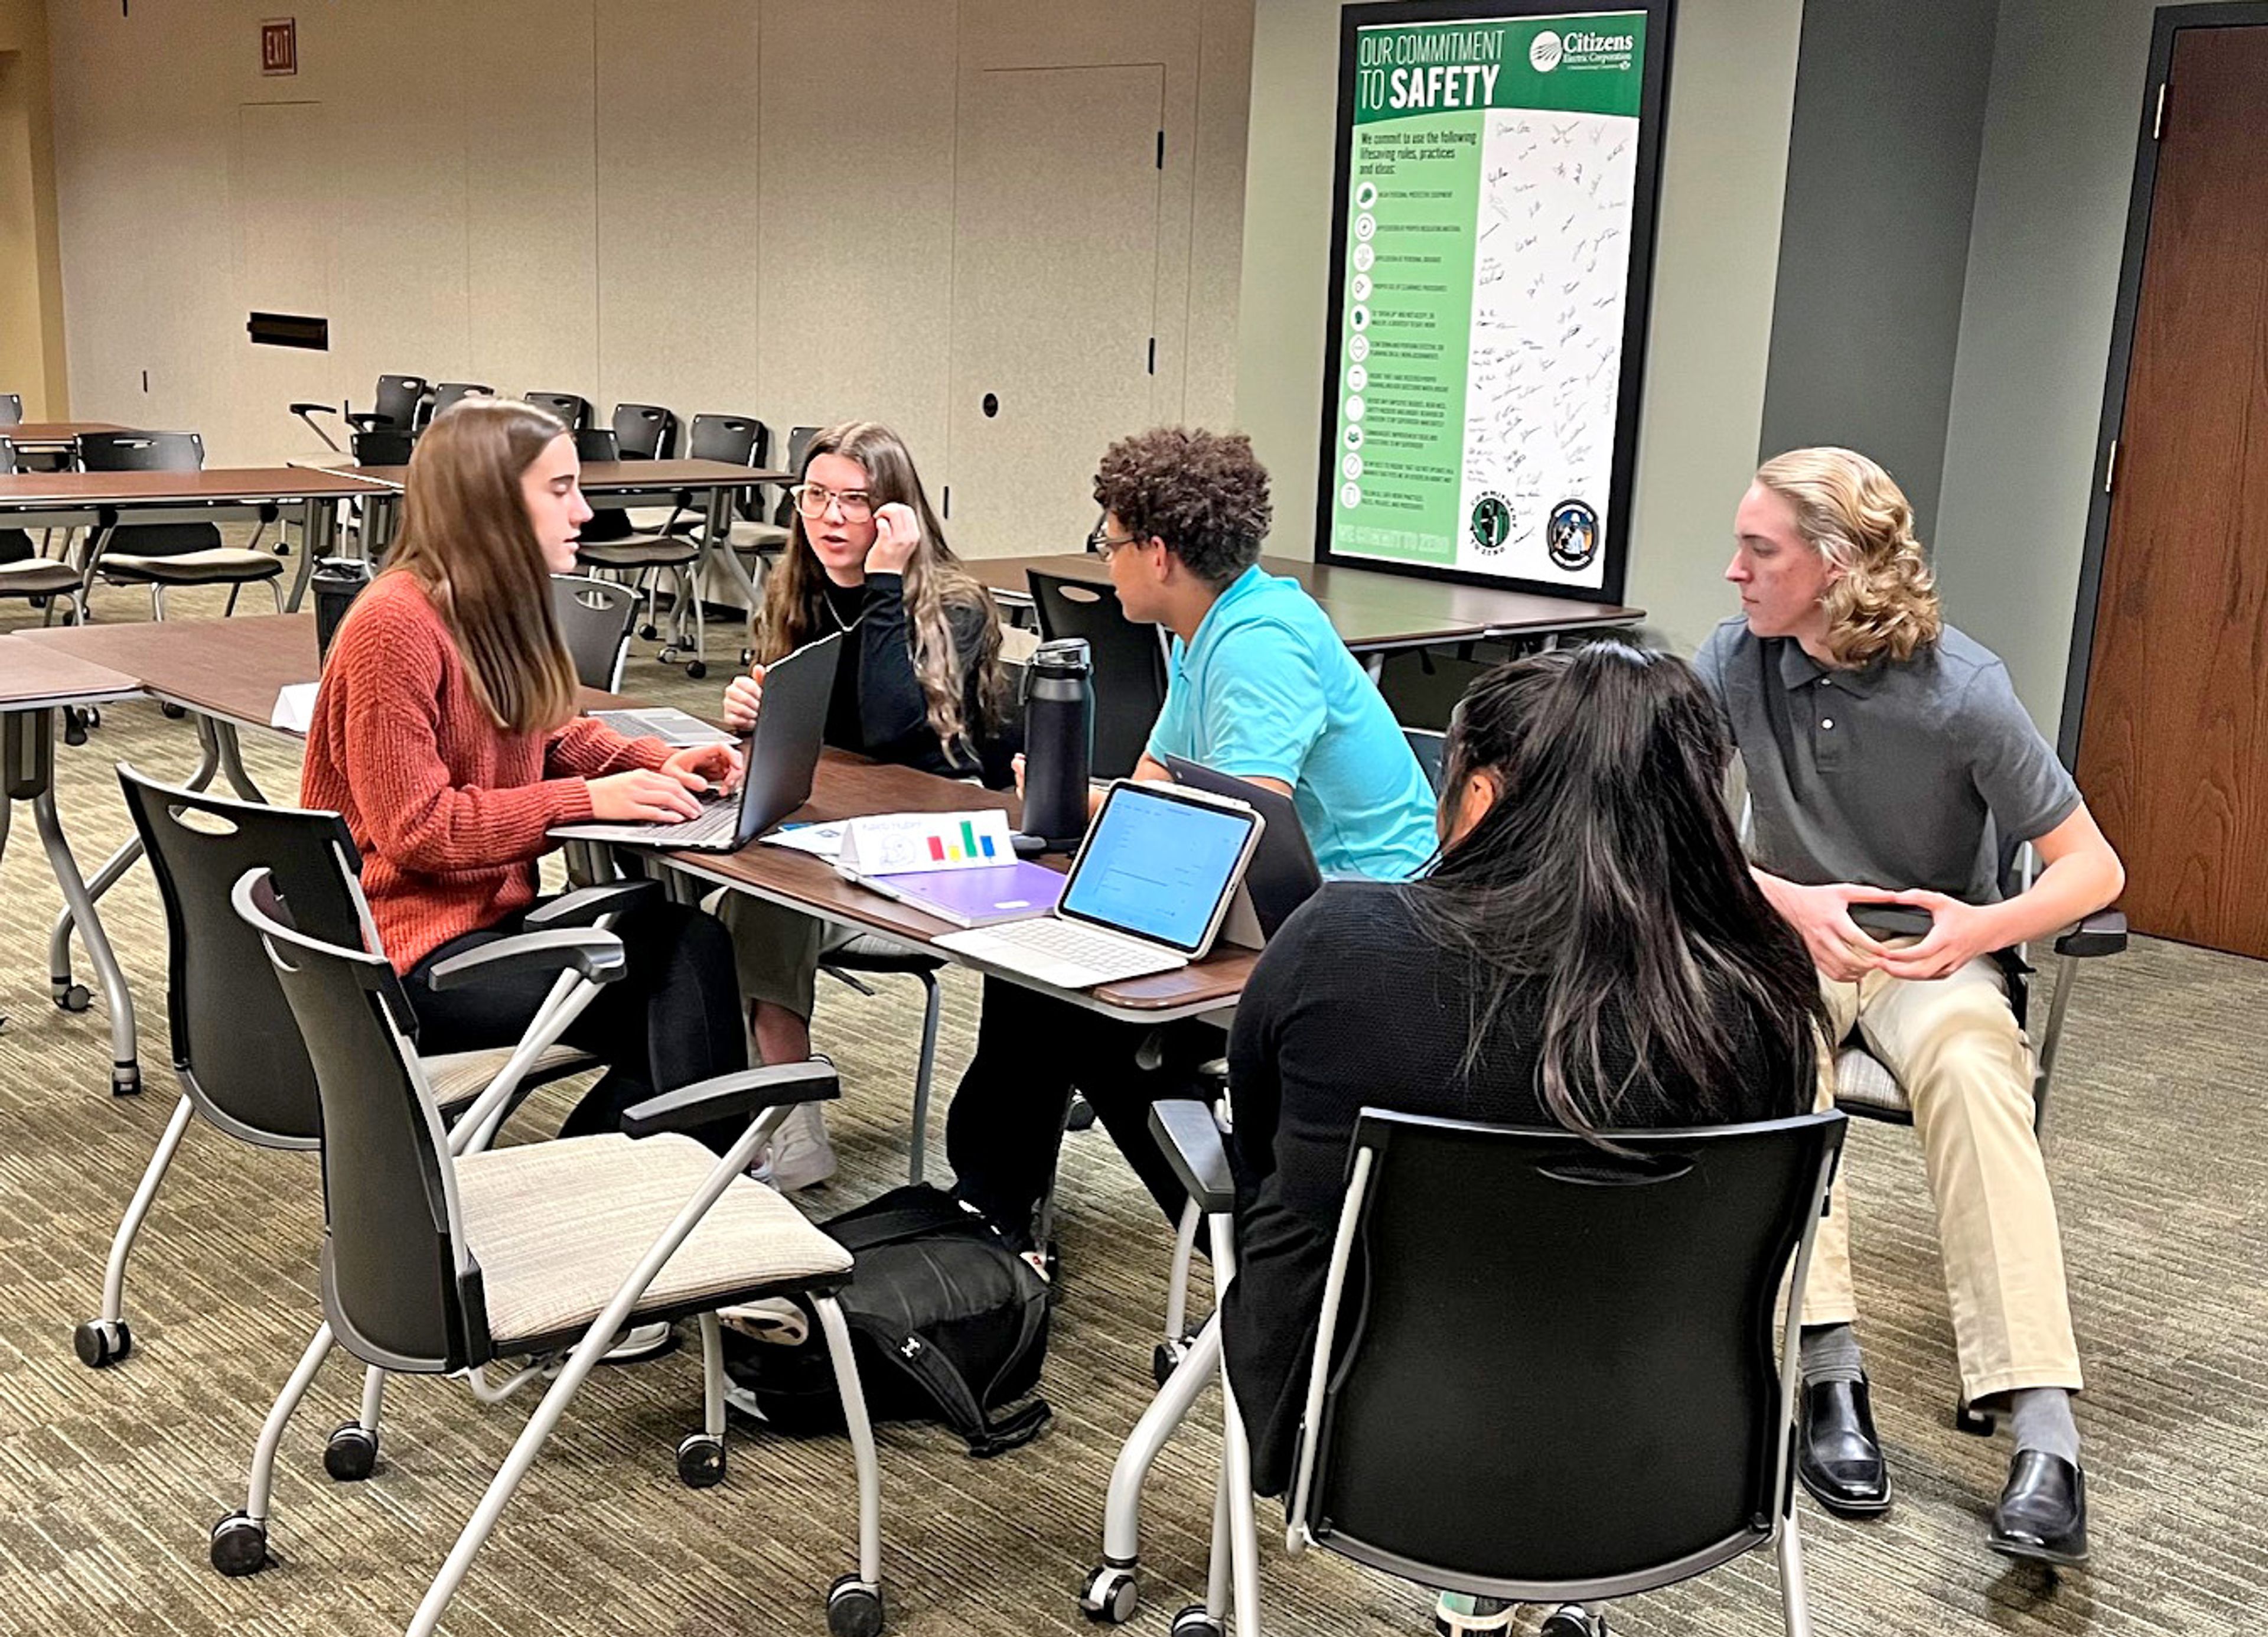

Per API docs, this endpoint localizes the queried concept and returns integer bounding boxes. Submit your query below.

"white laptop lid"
[1054,780,1262,958]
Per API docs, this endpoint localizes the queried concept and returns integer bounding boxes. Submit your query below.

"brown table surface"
[966,551,1642,648]
[0,639,144,709]
[2,421,133,450]
[332,458,790,492]
[0,467,397,506]
[670,750,1255,1017]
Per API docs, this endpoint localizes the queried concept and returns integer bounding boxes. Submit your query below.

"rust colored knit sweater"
[301,571,670,971]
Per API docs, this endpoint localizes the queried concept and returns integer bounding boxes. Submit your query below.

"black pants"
[406,896,745,1141]
[944,977,1224,1244]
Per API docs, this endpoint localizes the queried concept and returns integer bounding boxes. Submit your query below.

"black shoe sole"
[1988,1532,2088,1567]
[1797,1467,1894,1519]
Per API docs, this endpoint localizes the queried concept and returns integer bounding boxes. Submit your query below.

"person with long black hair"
[1220,643,1828,1506]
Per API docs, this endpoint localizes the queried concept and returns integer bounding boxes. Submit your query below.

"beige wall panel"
[757,0,956,468]
[464,0,599,402]
[595,0,762,432]
[1184,0,1254,429]
[233,100,336,463]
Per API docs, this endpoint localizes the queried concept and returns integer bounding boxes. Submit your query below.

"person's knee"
[1896,991,2034,1118]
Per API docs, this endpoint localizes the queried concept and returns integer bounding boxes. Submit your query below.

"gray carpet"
[0,584,2260,1637]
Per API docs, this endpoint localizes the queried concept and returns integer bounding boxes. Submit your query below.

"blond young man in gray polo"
[1694,447,2124,1567]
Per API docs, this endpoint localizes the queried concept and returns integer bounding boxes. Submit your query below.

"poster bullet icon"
[1354,181,1379,209]
[1354,213,1376,241]
[1348,334,1370,362]
[1347,363,1368,391]
[1344,395,1366,422]
[1353,243,1375,272]
[1351,272,1372,301]
[1343,453,1364,480]
[1341,481,1363,509]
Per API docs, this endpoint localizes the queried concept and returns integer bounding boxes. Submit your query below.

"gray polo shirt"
[1692,617,2081,904]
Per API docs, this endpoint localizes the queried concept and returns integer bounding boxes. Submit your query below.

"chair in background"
[549,572,637,692]
[291,373,429,453]
[524,390,592,430]
[576,420,748,679]
[0,392,21,424]
[1403,726,1445,794]
[0,437,88,626]
[611,401,679,460]
[419,382,493,427]
[1086,1103,1845,1637]
[219,868,886,1637]
[1028,570,1168,780]
[350,427,416,466]
[76,431,285,617]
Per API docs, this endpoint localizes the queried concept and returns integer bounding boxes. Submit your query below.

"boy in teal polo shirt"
[946,428,1436,1241]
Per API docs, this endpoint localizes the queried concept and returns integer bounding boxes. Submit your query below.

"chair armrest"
[2053,908,2126,958]
[424,927,625,992]
[620,1055,841,1138]
[1150,1099,1234,1214]
[289,402,337,416]
[343,411,389,431]
[522,878,661,930]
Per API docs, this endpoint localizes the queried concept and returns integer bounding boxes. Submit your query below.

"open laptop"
[933,780,1263,988]
[552,632,843,852]
[1163,755,1323,944]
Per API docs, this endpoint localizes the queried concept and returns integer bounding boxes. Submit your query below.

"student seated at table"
[944,426,1436,1247]
[1220,644,1826,1501]
[302,398,747,1141]
[716,420,1011,1189]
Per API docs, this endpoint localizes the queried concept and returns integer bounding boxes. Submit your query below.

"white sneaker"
[749,1101,837,1192]
[599,1320,677,1365]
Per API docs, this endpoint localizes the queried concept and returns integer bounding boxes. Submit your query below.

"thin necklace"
[819,583,866,635]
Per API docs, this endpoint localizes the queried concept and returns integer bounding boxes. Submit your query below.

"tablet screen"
[1059,783,1257,953]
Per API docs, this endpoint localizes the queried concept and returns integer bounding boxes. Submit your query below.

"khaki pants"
[1799,948,2083,1401]
[717,893,855,1020]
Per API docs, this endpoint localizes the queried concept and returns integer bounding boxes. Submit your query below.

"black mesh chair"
[1028,571,1168,780]
[217,868,886,1637]
[0,437,87,623]
[0,392,21,425]
[420,382,493,427]
[350,426,417,466]
[292,373,429,453]
[523,390,592,429]
[1090,1105,1845,1637]
[1403,727,1445,794]
[77,431,286,617]
[73,767,604,1371]
[574,425,717,679]
[549,572,637,692]
[610,401,679,460]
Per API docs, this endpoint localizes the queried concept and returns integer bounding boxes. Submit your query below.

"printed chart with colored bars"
[1328,11,1647,590]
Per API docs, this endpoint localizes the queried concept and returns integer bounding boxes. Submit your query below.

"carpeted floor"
[0,584,2260,1637]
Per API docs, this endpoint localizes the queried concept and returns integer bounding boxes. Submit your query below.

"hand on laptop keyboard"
[588,769,706,823]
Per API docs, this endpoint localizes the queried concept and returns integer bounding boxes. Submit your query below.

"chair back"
[686,412,764,467]
[610,402,678,460]
[770,424,820,525]
[117,764,390,1148]
[524,390,591,430]
[1403,727,1445,794]
[572,428,634,543]
[0,437,28,561]
[421,382,492,427]
[350,427,416,467]
[1027,570,1166,779]
[76,431,219,556]
[1291,1108,1843,1602]
[550,573,636,690]
[366,374,429,431]
[0,393,20,425]
[232,868,478,1374]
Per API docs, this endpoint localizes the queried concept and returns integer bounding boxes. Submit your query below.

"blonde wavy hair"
[1753,446,1942,668]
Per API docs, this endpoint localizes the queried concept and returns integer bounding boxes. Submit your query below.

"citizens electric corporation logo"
[1528,30,1563,71]
[1469,493,1515,555]
[1546,499,1600,570]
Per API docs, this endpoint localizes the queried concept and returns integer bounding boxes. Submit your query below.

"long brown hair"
[380,400,579,735]
[752,421,1005,766]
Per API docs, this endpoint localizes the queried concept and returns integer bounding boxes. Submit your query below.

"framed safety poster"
[1315,0,1672,601]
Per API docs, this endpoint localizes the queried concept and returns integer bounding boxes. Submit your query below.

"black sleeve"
[854,573,935,748]
[1227,897,1319,1191]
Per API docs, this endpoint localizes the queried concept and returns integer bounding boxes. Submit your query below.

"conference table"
[2,421,134,455]
[964,551,1643,674]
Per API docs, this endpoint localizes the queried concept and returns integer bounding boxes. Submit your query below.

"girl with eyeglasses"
[715,420,1011,1187]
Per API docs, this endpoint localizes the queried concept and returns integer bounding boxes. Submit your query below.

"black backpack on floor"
[719,1184,1054,1457]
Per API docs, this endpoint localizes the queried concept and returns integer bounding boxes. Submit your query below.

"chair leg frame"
[92,1092,196,1330]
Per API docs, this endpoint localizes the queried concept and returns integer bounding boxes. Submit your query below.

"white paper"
[836,809,1018,877]
[271,681,319,734]
[759,821,849,860]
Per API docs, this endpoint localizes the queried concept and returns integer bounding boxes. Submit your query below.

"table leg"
[212,722,267,803]
[285,497,327,613]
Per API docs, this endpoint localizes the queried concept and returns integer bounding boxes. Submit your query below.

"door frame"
[2057,1,2268,764]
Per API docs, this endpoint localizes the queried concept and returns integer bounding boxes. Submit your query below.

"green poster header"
[1350,13,1646,122]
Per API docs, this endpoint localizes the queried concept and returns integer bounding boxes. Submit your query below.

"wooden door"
[945,65,1164,559]
[2074,24,2268,959]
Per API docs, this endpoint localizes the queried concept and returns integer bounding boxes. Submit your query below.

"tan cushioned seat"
[573,536,702,569]
[0,558,85,595]
[100,548,285,584]
[419,1043,597,1112]
[456,1132,853,1348]
[1834,1046,1910,1117]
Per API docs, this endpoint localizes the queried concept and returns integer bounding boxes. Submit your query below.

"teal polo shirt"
[1144,565,1436,881]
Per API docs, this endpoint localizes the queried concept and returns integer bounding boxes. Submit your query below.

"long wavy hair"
[1755,445,1943,668]
[1404,643,1825,1144]
[378,399,578,735]
[752,420,1005,766]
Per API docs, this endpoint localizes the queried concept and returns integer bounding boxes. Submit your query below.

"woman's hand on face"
[865,502,922,576]
[721,666,764,733]
[586,769,705,823]
[662,741,743,795]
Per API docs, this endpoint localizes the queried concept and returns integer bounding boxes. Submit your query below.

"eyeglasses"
[1087,526,1143,558]
[791,483,875,522]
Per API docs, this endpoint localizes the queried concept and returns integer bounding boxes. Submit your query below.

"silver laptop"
[934,780,1263,988]
[552,632,843,853]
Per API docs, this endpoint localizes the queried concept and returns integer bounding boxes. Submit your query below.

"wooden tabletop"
[0,467,396,506]
[0,638,144,709]
[966,552,1643,649]
[2,421,133,450]
[670,750,1255,1016]
[334,458,789,492]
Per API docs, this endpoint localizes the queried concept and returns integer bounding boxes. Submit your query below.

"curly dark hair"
[1092,427,1272,589]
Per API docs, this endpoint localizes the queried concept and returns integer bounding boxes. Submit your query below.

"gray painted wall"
[1758,0,1999,542]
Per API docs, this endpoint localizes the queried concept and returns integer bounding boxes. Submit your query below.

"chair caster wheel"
[1539,1605,1604,1637]
[686,660,708,681]
[826,1573,885,1637]
[323,1421,379,1482]
[676,1432,726,1488]
[1079,1561,1139,1623]
[73,1318,132,1369]
[63,710,89,747]
[1171,1606,1225,1637]
[640,622,660,641]
[112,1064,141,1097]
[54,982,90,1013]
[1435,1594,1520,1636]
[1954,1399,1997,1436]
[161,702,186,719]
[1152,1337,1193,1387]
[1065,1093,1099,1132]
[209,1512,269,1577]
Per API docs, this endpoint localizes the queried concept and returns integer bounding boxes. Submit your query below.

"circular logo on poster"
[1529,30,1564,71]
[1545,499,1600,570]
[1469,492,1515,555]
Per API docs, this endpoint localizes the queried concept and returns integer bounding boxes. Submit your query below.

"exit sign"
[260,17,296,75]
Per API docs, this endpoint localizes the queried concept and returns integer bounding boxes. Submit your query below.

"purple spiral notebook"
[859,861,1067,928]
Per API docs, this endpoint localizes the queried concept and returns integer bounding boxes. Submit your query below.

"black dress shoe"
[1797,1376,1892,1516]
[1990,1451,2088,1566]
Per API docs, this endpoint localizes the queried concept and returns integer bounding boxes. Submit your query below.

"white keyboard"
[939,914,1187,988]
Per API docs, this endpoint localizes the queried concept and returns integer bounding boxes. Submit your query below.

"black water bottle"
[1018,637,1094,851]
[311,557,373,665]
